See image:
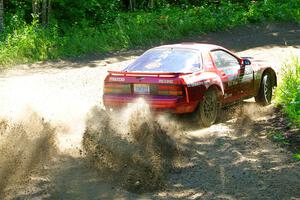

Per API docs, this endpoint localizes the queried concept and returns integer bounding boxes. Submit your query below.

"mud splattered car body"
[103,43,277,126]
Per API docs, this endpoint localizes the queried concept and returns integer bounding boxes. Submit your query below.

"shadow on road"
[157,105,300,199]
[12,155,143,200]
[180,22,300,52]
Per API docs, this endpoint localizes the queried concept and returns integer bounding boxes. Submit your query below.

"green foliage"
[275,57,300,126]
[0,0,300,67]
[295,153,300,161]
[4,0,33,23]
[51,0,122,26]
[0,18,60,65]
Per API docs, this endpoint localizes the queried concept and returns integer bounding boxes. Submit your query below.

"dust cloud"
[82,99,186,193]
[0,71,188,196]
[0,110,57,197]
[228,101,274,124]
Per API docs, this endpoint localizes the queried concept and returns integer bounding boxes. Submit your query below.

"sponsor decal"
[187,80,212,87]
[159,79,173,84]
[109,77,125,82]
[183,72,223,91]
[187,81,203,87]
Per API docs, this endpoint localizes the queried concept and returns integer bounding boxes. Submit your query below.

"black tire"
[255,73,274,105]
[197,88,221,127]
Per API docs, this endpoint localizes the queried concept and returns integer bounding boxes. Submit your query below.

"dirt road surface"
[0,22,300,200]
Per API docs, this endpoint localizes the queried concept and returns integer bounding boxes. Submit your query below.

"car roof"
[152,43,224,52]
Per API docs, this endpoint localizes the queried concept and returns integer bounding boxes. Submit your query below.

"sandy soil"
[0,22,300,200]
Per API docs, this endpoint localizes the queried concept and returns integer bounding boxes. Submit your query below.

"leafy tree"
[51,0,122,26]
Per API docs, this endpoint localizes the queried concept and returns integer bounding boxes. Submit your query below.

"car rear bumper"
[103,94,198,114]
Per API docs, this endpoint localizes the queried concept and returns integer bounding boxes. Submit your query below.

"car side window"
[211,50,240,69]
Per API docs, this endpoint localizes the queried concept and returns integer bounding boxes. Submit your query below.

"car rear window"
[124,48,201,72]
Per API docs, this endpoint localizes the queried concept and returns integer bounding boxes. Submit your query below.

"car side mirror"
[240,58,251,66]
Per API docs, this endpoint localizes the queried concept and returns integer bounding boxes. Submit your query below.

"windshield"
[124,48,201,73]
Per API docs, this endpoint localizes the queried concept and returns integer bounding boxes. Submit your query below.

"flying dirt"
[0,22,300,199]
[82,100,187,193]
[0,110,57,199]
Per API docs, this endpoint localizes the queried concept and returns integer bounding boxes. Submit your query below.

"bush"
[0,18,60,65]
[275,57,300,126]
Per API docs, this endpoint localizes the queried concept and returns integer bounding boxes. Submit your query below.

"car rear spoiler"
[107,70,191,77]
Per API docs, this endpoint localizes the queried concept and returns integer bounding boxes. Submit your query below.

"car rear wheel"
[255,73,274,105]
[197,88,221,127]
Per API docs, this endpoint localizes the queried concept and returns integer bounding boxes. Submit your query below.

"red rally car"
[103,43,277,127]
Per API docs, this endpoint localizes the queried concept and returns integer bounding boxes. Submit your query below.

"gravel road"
[0,22,300,200]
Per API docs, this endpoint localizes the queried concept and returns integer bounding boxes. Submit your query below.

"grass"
[272,57,300,160]
[0,0,300,67]
[275,57,300,127]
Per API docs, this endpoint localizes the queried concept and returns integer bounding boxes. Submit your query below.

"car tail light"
[104,83,131,94]
[155,85,183,96]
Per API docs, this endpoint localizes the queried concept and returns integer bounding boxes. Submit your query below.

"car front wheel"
[197,88,221,127]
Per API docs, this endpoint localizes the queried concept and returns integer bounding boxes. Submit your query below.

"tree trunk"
[40,0,51,25]
[47,0,51,24]
[129,0,137,11]
[32,0,39,16]
[0,0,4,32]
[129,0,133,10]
[42,0,47,24]
[149,0,154,8]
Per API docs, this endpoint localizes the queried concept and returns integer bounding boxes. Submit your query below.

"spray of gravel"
[0,109,57,198]
[230,101,273,124]
[82,99,187,193]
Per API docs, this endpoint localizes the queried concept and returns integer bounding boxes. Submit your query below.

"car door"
[239,59,255,97]
[210,50,242,103]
